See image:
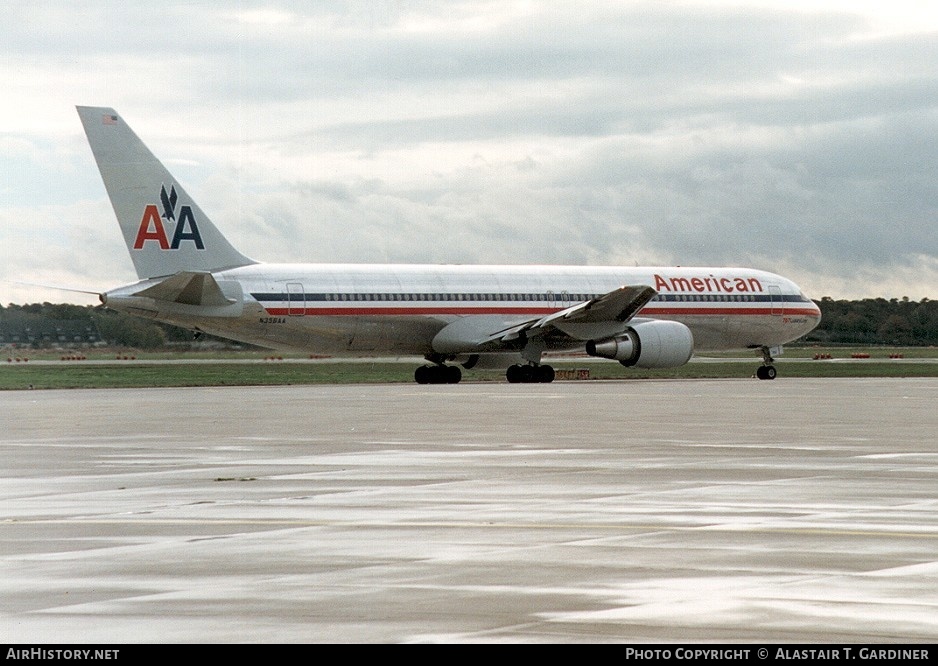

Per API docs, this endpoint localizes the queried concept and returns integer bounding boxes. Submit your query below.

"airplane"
[76,106,822,384]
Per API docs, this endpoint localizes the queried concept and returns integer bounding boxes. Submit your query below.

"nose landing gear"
[756,346,777,380]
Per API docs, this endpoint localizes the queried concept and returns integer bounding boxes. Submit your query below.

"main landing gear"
[414,363,462,384]
[506,363,555,383]
[756,346,777,380]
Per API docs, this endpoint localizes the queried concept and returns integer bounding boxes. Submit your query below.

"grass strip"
[2,359,937,390]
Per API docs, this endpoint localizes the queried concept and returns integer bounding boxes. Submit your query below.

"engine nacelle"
[585,320,694,368]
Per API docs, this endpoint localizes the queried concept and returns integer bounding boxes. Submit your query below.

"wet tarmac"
[1,379,936,643]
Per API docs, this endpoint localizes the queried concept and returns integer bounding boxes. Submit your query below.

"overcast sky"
[2,0,937,304]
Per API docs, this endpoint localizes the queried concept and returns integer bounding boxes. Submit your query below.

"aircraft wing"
[431,285,657,354]
[496,284,657,341]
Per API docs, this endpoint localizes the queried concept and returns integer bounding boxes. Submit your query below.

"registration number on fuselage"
[259,317,286,324]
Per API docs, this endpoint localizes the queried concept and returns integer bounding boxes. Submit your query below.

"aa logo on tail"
[133,185,205,250]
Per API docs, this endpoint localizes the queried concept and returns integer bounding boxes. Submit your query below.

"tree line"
[1,298,936,350]
[809,297,937,346]
[0,303,221,349]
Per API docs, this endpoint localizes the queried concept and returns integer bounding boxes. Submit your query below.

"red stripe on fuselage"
[262,306,820,317]
[264,307,555,316]
[640,307,821,317]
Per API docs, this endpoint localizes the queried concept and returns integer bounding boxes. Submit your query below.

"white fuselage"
[78,106,821,380]
[105,263,822,359]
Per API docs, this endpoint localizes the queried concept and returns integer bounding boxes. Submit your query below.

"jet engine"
[585,320,694,368]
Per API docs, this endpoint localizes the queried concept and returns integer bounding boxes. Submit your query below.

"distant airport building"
[0,311,101,347]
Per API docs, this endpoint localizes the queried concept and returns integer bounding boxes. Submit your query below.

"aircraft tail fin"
[76,106,255,279]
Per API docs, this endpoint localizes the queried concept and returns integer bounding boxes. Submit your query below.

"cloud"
[2,1,937,303]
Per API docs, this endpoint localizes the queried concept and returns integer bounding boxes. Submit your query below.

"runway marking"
[3,517,937,539]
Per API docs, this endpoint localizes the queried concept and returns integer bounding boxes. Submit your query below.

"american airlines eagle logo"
[132,184,205,250]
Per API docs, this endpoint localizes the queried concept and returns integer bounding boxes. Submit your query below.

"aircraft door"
[287,282,305,316]
[769,285,782,316]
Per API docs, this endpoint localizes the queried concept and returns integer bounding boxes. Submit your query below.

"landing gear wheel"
[538,365,555,383]
[506,364,523,383]
[756,365,777,380]
[506,364,555,383]
[415,365,431,384]
[415,364,462,384]
[755,346,777,380]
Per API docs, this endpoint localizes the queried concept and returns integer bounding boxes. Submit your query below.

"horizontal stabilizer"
[134,271,234,307]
